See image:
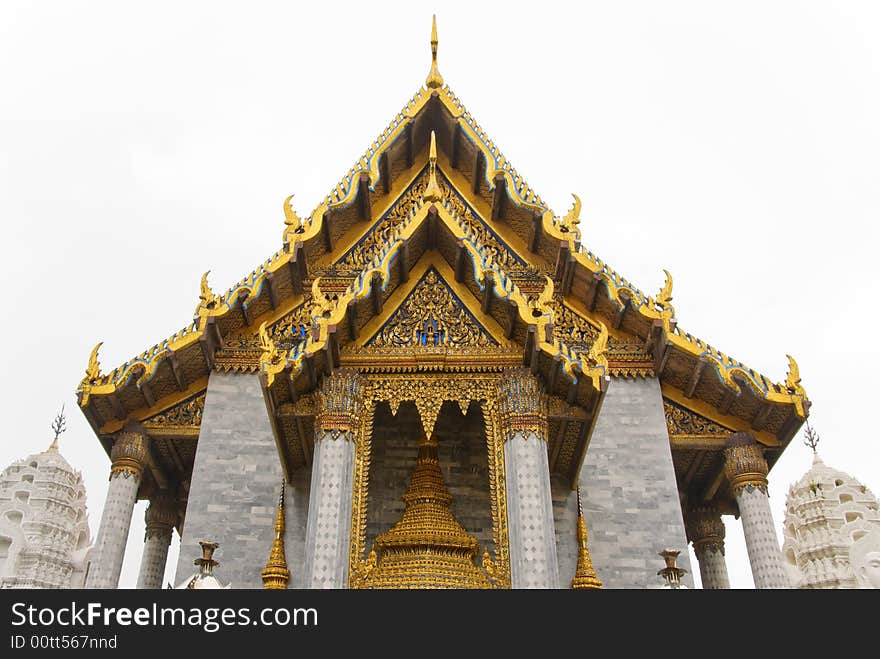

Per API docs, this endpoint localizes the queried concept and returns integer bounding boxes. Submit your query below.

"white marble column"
[686,506,730,589]
[136,494,177,589]
[303,369,363,589]
[724,432,789,589]
[499,369,559,589]
[85,429,147,589]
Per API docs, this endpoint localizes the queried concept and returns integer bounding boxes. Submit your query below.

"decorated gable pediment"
[364,267,497,349]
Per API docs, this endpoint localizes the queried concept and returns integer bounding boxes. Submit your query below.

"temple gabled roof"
[76,17,809,508]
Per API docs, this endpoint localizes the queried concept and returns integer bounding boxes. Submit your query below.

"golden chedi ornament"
[571,488,602,589]
[356,435,493,589]
[261,482,290,589]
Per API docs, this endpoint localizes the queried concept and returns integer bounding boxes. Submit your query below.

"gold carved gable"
[143,391,205,432]
[663,398,731,438]
[364,267,497,348]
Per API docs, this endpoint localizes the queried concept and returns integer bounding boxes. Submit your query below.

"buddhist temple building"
[75,17,810,589]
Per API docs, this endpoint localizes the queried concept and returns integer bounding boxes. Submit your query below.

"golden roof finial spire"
[261,481,290,589]
[571,487,602,589]
[422,130,443,203]
[425,15,444,89]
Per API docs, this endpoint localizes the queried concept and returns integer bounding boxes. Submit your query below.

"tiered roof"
[76,17,808,511]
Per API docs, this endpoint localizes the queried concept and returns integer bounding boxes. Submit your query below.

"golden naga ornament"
[557,194,582,241]
[262,482,290,589]
[353,434,494,589]
[654,269,674,312]
[310,277,335,318]
[529,276,554,320]
[586,321,609,368]
[84,341,103,383]
[258,321,282,367]
[282,194,304,247]
[198,271,219,311]
[425,15,444,90]
[784,354,805,395]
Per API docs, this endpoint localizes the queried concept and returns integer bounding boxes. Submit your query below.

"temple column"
[303,369,363,589]
[85,428,147,589]
[498,369,560,589]
[685,506,730,589]
[724,432,789,589]
[136,494,177,589]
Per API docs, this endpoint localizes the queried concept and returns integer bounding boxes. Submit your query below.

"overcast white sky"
[1,1,878,589]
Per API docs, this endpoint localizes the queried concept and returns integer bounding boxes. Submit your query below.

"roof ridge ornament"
[587,321,609,368]
[198,271,219,311]
[426,15,444,89]
[258,321,283,368]
[654,269,674,312]
[422,131,443,202]
[282,194,304,248]
[784,354,805,396]
[84,341,102,384]
[556,194,582,240]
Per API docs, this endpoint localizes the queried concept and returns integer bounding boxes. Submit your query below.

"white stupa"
[781,423,880,588]
[0,408,92,588]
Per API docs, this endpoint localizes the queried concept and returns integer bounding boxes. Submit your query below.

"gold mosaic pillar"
[498,368,560,588]
[303,369,363,588]
[86,428,147,589]
[724,432,788,589]
[686,506,730,589]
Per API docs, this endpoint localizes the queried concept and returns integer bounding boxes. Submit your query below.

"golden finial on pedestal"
[261,481,290,589]
[571,487,602,589]
[425,15,444,89]
[423,131,443,203]
[658,548,687,589]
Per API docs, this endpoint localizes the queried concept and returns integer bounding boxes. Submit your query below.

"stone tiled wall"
[175,371,289,589]
[562,377,694,589]
[364,401,495,559]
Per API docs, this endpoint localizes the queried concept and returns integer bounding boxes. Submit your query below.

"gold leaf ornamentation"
[367,269,496,348]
